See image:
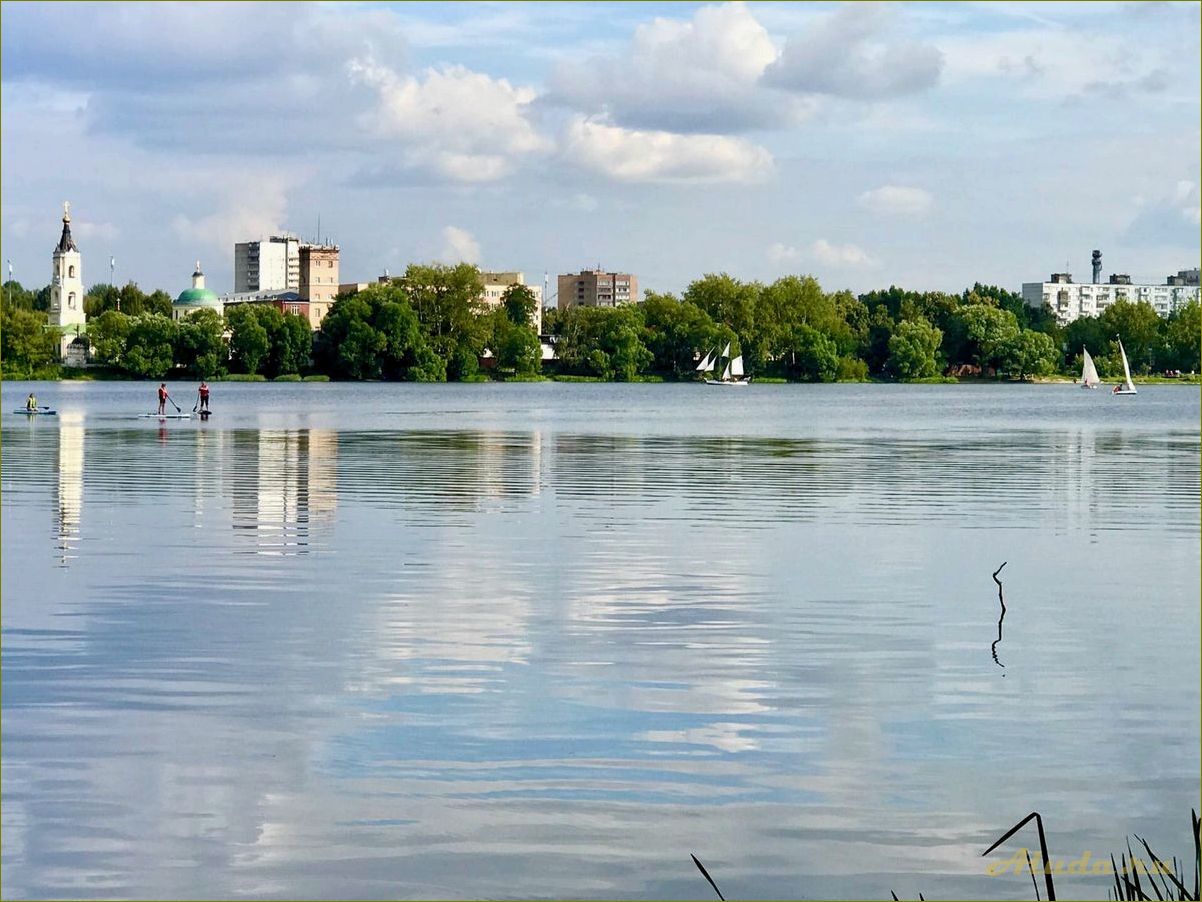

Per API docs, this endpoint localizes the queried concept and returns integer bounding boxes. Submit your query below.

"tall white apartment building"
[1023,261,1200,326]
[234,236,300,293]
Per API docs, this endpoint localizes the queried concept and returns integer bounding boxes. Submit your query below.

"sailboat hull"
[704,379,751,386]
[1112,389,1137,395]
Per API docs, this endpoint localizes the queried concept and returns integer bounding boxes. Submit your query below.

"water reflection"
[55,412,84,565]
[1,409,1198,901]
[229,430,338,555]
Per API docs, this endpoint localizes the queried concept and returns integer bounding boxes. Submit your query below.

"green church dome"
[175,287,221,307]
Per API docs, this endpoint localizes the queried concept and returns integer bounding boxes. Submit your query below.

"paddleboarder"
[197,380,210,413]
[157,383,170,416]
[25,392,37,412]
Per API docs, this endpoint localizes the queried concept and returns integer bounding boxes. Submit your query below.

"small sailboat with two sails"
[1112,338,1137,396]
[696,343,750,386]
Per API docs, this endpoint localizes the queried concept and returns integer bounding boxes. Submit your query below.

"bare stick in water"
[991,562,1008,670]
[691,854,725,901]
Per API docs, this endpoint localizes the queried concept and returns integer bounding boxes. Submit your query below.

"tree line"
[2,267,1198,381]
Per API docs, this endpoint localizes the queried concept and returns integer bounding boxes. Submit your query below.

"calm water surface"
[2,381,1199,899]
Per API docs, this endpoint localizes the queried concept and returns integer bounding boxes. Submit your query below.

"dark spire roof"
[55,217,78,254]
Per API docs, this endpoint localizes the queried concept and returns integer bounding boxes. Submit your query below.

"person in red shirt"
[197,381,210,413]
[157,383,169,416]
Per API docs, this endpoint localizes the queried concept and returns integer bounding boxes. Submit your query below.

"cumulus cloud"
[436,226,482,265]
[170,173,292,255]
[857,185,933,216]
[564,117,773,184]
[811,239,877,267]
[766,243,801,264]
[1124,180,1202,246]
[764,3,943,99]
[548,1,810,133]
[348,59,551,182]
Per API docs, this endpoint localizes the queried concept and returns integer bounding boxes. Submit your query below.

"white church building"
[48,202,90,366]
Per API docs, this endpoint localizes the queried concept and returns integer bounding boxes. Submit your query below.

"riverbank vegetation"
[2,267,1198,383]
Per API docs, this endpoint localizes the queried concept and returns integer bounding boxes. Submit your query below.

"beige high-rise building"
[556,269,638,310]
[479,271,543,332]
[299,244,340,329]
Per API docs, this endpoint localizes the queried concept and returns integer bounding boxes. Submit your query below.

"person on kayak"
[26,392,37,412]
[197,380,210,413]
[157,383,170,415]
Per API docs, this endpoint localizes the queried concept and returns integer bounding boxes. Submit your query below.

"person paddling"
[157,383,170,416]
[26,392,37,412]
[197,380,210,413]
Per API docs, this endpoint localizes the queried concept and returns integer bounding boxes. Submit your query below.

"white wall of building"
[234,237,300,292]
[1024,279,1199,326]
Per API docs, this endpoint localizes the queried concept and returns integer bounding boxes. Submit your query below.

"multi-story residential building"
[299,243,340,329]
[1023,252,1200,325]
[234,236,300,293]
[556,269,638,310]
[479,270,543,331]
[1023,272,1199,325]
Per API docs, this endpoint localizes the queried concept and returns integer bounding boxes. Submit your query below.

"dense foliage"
[2,270,1198,383]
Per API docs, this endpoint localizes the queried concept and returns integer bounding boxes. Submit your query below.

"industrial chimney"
[1092,250,1102,284]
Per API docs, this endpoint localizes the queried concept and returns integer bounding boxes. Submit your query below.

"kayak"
[13,409,57,416]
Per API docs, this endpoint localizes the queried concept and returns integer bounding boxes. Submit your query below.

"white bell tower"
[49,201,86,361]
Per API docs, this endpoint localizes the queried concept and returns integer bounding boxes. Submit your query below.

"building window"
[68,292,76,308]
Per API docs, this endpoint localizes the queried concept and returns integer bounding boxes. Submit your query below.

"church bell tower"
[49,201,86,361]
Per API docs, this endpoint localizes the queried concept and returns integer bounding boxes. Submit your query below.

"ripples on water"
[1,383,1198,899]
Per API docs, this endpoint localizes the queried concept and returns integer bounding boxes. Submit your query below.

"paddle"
[192,392,199,414]
[167,394,182,413]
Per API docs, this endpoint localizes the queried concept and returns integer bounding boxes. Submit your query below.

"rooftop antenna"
[317,213,321,246]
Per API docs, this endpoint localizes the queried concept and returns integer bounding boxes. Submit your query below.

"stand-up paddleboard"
[198,410,213,419]
[139,413,192,419]
[13,409,57,416]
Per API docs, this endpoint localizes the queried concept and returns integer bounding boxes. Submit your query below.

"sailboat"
[1080,347,1100,389]
[1112,339,1137,396]
[697,343,750,386]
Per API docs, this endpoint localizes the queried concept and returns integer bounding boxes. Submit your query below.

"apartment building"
[556,269,638,310]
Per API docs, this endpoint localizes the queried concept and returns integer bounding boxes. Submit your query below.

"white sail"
[1081,348,1100,386]
[722,362,731,381]
[730,355,744,377]
[721,342,731,358]
[696,351,714,372]
[1118,339,1136,392]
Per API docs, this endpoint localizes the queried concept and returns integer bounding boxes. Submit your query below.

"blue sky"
[1,1,1198,302]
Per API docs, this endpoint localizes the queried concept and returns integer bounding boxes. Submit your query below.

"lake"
[2,380,1199,900]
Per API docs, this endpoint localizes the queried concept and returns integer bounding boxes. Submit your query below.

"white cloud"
[437,226,481,265]
[764,3,943,99]
[564,117,773,184]
[766,243,801,264]
[857,185,934,216]
[170,173,291,255]
[1174,180,1201,225]
[73,220,119,242]
[348,59,551,182]
[811,239,877,268]
[549,1,809,133]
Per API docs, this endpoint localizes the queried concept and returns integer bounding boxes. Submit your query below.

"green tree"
[557,306,651,380]
[683,273,759,367]
[87,309,132,368]
[640,291,725,379]
[0,303,59,376]
[315,284,436,381]
[491,311,542,376]
[175,308,228,378]
[399,263,488,379]
[2,280,41,310]
[123,314,178,379]
[226,304,270,375]
[887,318,943,380]
[1162,299,1200,372]
[501,284,538,328]
[784,323,839,382]
[1098,299,1162,373]
[997,329,1058,380]
[946,304,1020,372]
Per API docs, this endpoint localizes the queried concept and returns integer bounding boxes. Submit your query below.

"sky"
[1,0,1199,302]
